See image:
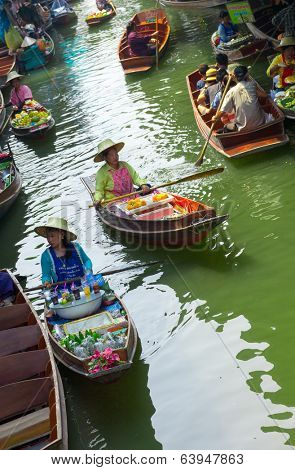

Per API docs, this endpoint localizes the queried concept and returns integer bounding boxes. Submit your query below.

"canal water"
[1,0,295,450]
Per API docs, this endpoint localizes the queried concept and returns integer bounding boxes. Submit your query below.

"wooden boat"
[51,0,77,25]
[118,9,170,74]
[10,107,55,139]
[0,270,67,450]
[160,0,225,7]
[246,1,279,48]
[186,68,289,159]
[0,145,22,220]
[81,175,228,248]
[0,53,15,87]
[210,31,269,63]
[45,294,137,383]
[86,2,116,27]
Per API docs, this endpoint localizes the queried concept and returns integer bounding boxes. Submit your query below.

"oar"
[0,108,13,135]
[90,166,224,207]
[195,74,233,167]
[23,260,161,293]
[155,1,159,70]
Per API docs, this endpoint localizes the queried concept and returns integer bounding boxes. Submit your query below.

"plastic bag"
[73,346,88,358]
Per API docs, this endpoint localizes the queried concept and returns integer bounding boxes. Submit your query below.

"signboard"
[226,1,255,24]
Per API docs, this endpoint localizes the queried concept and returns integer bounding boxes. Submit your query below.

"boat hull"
[0,161,22,220]
[11,117,55,139]
[52,11,77,25]
[211,33,269,63]
[186,69,289,158]
[160,0,225,7]
[45,299,138,383]
[0,270,67,450]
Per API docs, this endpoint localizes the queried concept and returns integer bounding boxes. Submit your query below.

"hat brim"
[34,225,77,241]
[205,77,217,82]
[275,40,295,50]
[94,142,125,163]
[6,74,24,84]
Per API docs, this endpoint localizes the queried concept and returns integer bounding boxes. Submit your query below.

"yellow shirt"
[266,54,295,88]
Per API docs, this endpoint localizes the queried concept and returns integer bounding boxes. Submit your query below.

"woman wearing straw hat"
[266,37,295,92]
[35,217,92,287]
[0,71,33,112]
[16,36,46,73]
[94,139,150,205]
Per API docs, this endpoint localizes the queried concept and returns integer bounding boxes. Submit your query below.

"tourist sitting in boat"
[267,36,295,94]
[96,0,113,11]
[196,64,209,90]
[0,71,32,111]
[217,11,239,45]
[0,272,15,307]
[94,139,150,205]
[213,65,272,133]
[215,52,228,71]
[127,22,158,56]
[197,68,218,115]
[35,217,93,288]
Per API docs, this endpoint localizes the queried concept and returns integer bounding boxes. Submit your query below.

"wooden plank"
[0,350,49,386]
[0,303,31,331]
[0,407,50,449]
[0,324,42,357]
[0,377,52,421]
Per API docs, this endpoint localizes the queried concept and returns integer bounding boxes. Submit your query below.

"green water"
[1,0,295,450]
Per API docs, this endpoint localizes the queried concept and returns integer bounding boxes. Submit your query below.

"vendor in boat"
[96,0,113,11]
[0,71,33,112]
[266,36,295,92]
[217,10,239,45]
[213,65,271,133]
[16,36,46,73]
[93,139,150,205]
[127,22,158,56]
[34,217,93,288]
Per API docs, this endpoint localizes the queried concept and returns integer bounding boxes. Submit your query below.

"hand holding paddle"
[89,167,224,207]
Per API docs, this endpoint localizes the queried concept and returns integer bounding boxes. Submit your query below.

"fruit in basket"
[153,193,168,202]
[126,198,147,211]
[12,108,50,128]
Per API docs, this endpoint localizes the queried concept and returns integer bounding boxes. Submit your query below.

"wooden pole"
[155,1,159,70]
[195,75,233,167]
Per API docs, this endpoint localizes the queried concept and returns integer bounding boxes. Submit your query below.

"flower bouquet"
[88,348,122,374]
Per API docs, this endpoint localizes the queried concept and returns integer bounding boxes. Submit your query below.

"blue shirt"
[41,242,92,284]
[218,23,238,43]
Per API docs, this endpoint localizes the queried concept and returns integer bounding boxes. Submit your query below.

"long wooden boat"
[0,270,67,450]
[86,2,116,27]
[160,0,225,7]
[186,68,289,159]
[81,175,228,248]
[210,32,269,63]
[0,146,22,220]
[45,294,137,383]
[51,0,77,26]
[246,1,279,48]
[118,9,170,74]
[0,53,15,87]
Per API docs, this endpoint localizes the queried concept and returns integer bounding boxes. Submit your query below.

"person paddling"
[94,139,150,205]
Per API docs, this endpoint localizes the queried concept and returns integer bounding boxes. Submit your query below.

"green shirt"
[95,161,147,202]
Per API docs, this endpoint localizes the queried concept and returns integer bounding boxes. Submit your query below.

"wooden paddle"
[195,74,233,167]
[23,260,161,293]
[90,166,224,207]
[155,2,159,70]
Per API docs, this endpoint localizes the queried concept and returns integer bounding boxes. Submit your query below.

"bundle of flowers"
[88,348,121,373]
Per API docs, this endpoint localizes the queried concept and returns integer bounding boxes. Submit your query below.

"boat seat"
[0,350,50,386]
[0,377,52,422]
[0,303,31,331]
[0,324,42,357]
[0,407,50,450]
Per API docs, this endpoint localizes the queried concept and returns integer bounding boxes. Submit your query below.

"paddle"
[90,166,224,207]
[23,260,161,293]
[195,74,233,167]
[0,108,13,135]
[155,2,160,70]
